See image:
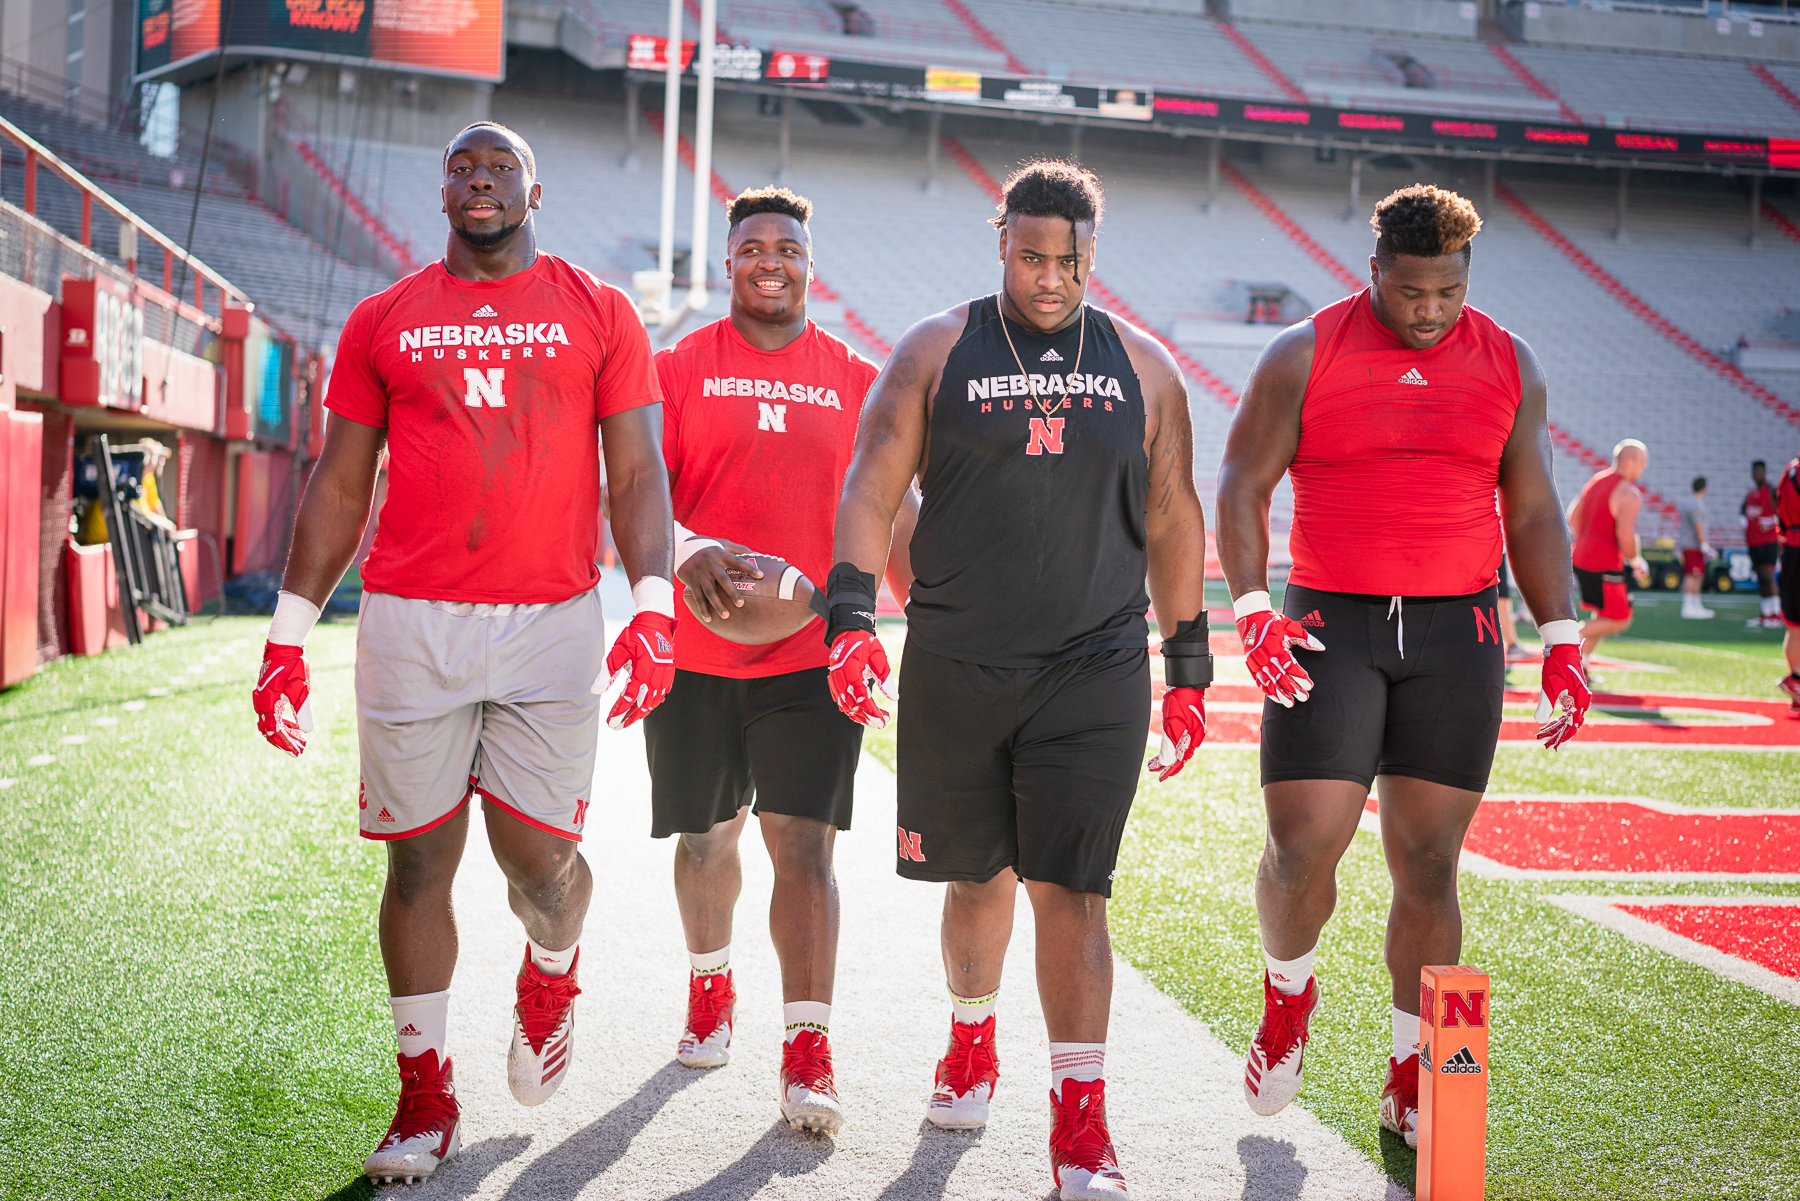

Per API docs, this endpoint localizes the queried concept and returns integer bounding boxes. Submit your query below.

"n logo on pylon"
[1026,416,1065,456]
[463,367,506,408]
[897,826,926,862]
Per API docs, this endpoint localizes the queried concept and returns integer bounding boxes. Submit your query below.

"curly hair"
[443,122,536,180]
[1371,184,1481,263]
[989,159,1104,230]
[727,186,813,242]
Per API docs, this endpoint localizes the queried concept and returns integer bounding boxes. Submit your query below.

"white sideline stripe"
[1544,894,1800,1006]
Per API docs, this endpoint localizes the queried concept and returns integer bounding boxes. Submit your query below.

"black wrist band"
[813,561,878,645]
[1161,617,1214,689]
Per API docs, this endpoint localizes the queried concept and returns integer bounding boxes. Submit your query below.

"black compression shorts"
[1750,543,1781,571]
[894,643,1150,897]
[1261,585,1505,793]
[643,667,862,837]
[1574,566,1631,620]
[1782,546,1800,626]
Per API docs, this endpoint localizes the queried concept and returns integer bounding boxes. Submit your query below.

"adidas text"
[472,304,498,318]
[1039,347,1064,362]
[1397,368,1428,386]
[1440,1046,1483,1075]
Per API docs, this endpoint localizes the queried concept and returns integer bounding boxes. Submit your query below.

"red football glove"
[252,641,313,756]
[1236,608,1325,708]
[597,612,676,729]
[1148,686,1206,781]
[1535,641,1591,750]
[827,629,893,728]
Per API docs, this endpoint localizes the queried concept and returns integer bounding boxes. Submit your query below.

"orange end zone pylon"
[1417,965,1490,1201]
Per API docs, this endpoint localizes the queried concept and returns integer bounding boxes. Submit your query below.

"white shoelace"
[1387,596,1405,659]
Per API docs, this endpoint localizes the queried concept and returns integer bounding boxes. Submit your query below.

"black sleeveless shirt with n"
[906,294,1150,668]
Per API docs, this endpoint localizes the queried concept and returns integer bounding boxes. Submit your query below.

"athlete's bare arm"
[1116,320,1206,633]
[280,413,387,606]
[602,404,675,584]
[1497,335,1577,625]
[829,308,965,575]
[1609,480,1643,563]
[1216,322,1314,598]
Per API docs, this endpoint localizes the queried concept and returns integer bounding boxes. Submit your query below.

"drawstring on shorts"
[1387,596,1405,659]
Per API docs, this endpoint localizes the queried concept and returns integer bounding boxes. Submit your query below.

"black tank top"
[906,294,1150,668]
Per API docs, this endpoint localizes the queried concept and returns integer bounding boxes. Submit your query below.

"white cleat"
[365,1051,461,1185]
[925,1014,998,1129]
[1243,972,1320,1117]
[508,949,580,1106]
[677,969,736,1069]
[780,1030,846,1135]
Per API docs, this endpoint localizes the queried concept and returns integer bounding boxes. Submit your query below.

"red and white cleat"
[1379,1053,1420,1148]
[677,970,736,1068]
[1049,1078,1130,1200]
[1243,971,1320,1116]
[508,948,580,1106]
[364,1050,461,1185]
[1778,673,1800,710]
[926,1015,999,1129]
[779,1029,846,1135]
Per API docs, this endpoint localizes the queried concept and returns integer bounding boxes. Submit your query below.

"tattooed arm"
[1119,320,1207,636]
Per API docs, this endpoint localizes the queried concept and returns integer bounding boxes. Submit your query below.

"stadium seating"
[1506,45,1800,137]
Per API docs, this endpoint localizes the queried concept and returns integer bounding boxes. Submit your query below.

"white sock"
[1765,596,1781,617]
[1050,1042,1105,1089]
[527,933,578,977]
[689,944,730,975]
[1265,944,1316,996]
[391,990,450,1061]
[950,985,999,1024]
[783,1000,831,1043]
[1393,1007,1421,1063]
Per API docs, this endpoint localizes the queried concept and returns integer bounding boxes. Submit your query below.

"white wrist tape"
[268,590,322,646]
[672,520,722,573]
[1232,590,1273,619]
[631,575,676,619]
[1537,618,1581,647]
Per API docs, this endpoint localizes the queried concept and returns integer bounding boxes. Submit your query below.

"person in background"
[1743,460,1783,629]
[1678,476,1715,620]
[1495,553,1533,662]
[1571,439,1651,667]
[1774,454,1800,711]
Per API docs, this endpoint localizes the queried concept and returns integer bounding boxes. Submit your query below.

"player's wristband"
[631,575,676,619]
[268,590,322,647]
[811,561,878,646]
[672,520,722,572]
[1537,618,1580,647]
[1160,618,1214,689]
[1232,590,1273,619]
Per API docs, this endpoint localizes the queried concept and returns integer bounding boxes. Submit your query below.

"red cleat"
[508,948,580,1106]
[364,1050,461,1184]
[926,1015,999,1129]
[1243,972,1319,1116]
[779,1028,845,1134]
[677,969,736,1068]
[1379,1053,1420,1148]
[1049,1077,1129,1199]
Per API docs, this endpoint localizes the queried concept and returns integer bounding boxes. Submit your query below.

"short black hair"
[1372,184,1481,264]
[990,159,1104,230]
[727,186,812,243]
[1753,459,1767,471]
[443,121,536,180]
[1692,476,1707,493]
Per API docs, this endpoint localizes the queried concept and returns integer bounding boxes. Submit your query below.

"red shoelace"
[686,970,735,1043]
[1253,976,1313,1068]
[1386,1053,1419,1108]
[379,1051,459,1150]
[515,955,582,1054]
[1049,1078,1121,1176]
[781,1029,836,1094]
[936,1015,1000,1096]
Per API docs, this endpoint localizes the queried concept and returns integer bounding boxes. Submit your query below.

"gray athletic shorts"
[355,587,605,843]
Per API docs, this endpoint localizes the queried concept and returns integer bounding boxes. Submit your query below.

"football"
[682,552,820,646]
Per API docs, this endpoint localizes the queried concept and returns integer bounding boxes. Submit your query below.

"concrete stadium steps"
[0,90,247,201]
[1507,44,1800,137]
[956,0,1288,97]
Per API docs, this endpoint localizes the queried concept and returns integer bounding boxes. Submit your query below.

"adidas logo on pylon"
[377,806,395,823]
[1040,347,1064,361]
[1397,368,1427,386]
[1441,1046,1483,1075]
[472,304,499,318]
[397,1023,422,1038]
[1299,610,1325,628]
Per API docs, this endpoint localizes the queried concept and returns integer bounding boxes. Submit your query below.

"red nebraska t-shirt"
[326,255,660,603]
[658,318,877,678]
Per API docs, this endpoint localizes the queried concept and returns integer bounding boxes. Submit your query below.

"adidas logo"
[1039,347,1064,362]
[1440,1046,1483,1075]
[1397,368,1427,386]
[397,1023,422,1038]
[1299,610,1325,628]
[472,304,498,318]
[377,806,395,823]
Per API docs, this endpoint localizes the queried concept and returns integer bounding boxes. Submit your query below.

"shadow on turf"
[324,1135,533,1201]
[497,1060,706,1199]
[1376,1127,1417,1194]
[1237,1135,1307,1200]
[659,1119,836,1201]
[873,1120,983,1201]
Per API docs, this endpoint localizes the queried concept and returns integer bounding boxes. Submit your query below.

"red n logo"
[1026,417,1065,456]
[897,827,926,862]
[1473,606,1498,644]
[1442,989,1487,1027]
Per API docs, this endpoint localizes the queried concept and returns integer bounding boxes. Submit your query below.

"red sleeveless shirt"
[1288,290,1521,596]
[1571,468,1631,572]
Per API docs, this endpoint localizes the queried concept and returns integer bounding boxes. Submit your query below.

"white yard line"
[1544,894,1800,1006]
[379,712,1405,1199]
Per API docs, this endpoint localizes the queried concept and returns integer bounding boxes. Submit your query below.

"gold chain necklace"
[999,301,1084,420]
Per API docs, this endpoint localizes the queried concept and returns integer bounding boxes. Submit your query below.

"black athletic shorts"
[1495,554,1511,600]
[1574,566,1631,620]
[643,667,861,837]
[894,643,1151,897]
[1782,546,1800,626]
[1261,585,1505,794]
[1750,543,1781,570]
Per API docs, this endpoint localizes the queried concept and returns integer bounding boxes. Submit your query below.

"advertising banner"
[60,277,146,410]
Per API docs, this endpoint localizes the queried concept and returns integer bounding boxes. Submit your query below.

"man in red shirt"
[1570,440,1651,664]
[1743,460,1784,629]
[1775,456,1800,708]
[1217,185,1590,1148]
[647,187,909,1135]
[249,123,676,1185]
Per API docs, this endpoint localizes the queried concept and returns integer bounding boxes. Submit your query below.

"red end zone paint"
[1500,688,1800,747]
[1615,904,1800,979]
